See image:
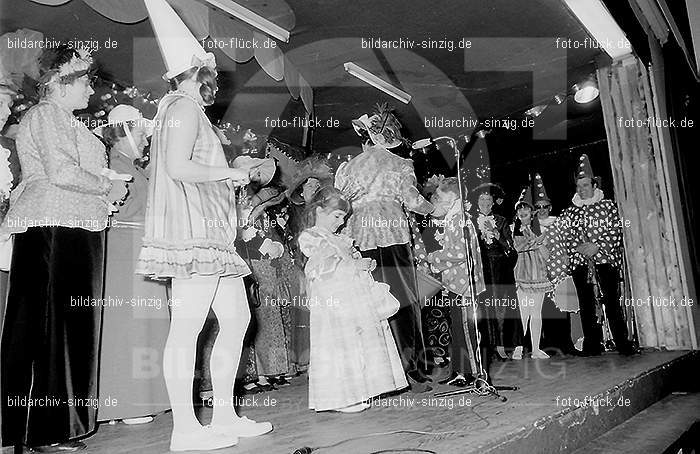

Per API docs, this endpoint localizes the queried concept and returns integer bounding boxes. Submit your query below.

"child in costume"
[298,187,408,412]
[422,177,486,385]
[511,185,553,359]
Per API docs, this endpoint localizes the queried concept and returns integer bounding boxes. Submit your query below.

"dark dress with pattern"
[474,212,524,351]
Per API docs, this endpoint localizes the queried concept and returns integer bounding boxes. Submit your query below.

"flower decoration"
[0,144,14,200]
[476,213,497,244]
[463,199,472,214]
[56,47,93,80]
[424,174,445,196]
[369,102,406,147]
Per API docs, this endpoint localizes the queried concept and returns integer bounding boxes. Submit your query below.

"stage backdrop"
[597,55,697,349]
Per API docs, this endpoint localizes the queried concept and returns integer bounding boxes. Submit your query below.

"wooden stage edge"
[1,350,697,453]
[479,350,699,454]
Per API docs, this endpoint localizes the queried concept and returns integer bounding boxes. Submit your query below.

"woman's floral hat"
[39,45,93,87]
[352,102,407,149]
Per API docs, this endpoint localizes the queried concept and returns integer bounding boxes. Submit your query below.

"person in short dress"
[511,185,553,359]
[137,2,273,448]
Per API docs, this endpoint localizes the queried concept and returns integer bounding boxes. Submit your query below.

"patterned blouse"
[425,202,486,297]
[557,194,623,270]
[2,100,111,234]
[335,144,433,251]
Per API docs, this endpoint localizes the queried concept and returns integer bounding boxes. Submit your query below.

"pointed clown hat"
[576,154,595,180]
[515,185,534,210]
[532,173,550,206]
[144,0,216,80]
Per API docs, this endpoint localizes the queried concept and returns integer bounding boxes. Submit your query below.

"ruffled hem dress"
[136,92,250,279]
[299,227,408,411]
[513,227,555,294]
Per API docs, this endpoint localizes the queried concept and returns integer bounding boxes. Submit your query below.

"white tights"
[164,275,251,434]
[516,290,546,355]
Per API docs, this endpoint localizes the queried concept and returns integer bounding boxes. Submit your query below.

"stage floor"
[76,350,692,454]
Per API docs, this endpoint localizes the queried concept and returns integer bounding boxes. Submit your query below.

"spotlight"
[573,82,599,103]
[524,105,547,118]
[412,138,432,149]
[411,138,435,156]
[553,93,567,105]
[460,134,472,144]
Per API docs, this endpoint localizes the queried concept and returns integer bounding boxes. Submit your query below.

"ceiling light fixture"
[344,62,412,104]
[563,0,632,60]
[204,0,290,42]
[412,138,432,150]
[525,105,548,118]
[573,81,599,103]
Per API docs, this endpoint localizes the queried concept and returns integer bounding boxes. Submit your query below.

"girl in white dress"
[298,187,408,413]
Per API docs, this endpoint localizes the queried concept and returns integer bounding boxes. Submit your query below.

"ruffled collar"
[572,188,604,207]
[476,211,495,225]
[0,142,13,198]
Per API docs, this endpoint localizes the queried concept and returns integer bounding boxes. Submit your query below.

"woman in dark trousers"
[0,45,127,452]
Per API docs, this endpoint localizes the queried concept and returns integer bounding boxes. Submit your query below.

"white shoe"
[496,346,508,359]
[532,349,550,359]
[170,426,238,451]
[335,402,370,413]
[512,346,523,360]
[122,416,154,425]
[210,416,273,438]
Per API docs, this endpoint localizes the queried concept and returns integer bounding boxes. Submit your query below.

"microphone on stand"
[411,133,517,403]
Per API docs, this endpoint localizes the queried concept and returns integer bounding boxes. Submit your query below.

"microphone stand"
[423,135,517,402]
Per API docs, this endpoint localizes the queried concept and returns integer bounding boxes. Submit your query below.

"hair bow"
[191,53,216,71]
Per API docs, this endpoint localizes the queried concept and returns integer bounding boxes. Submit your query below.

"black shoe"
[29,441,87,453]
[267,376,291,387]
